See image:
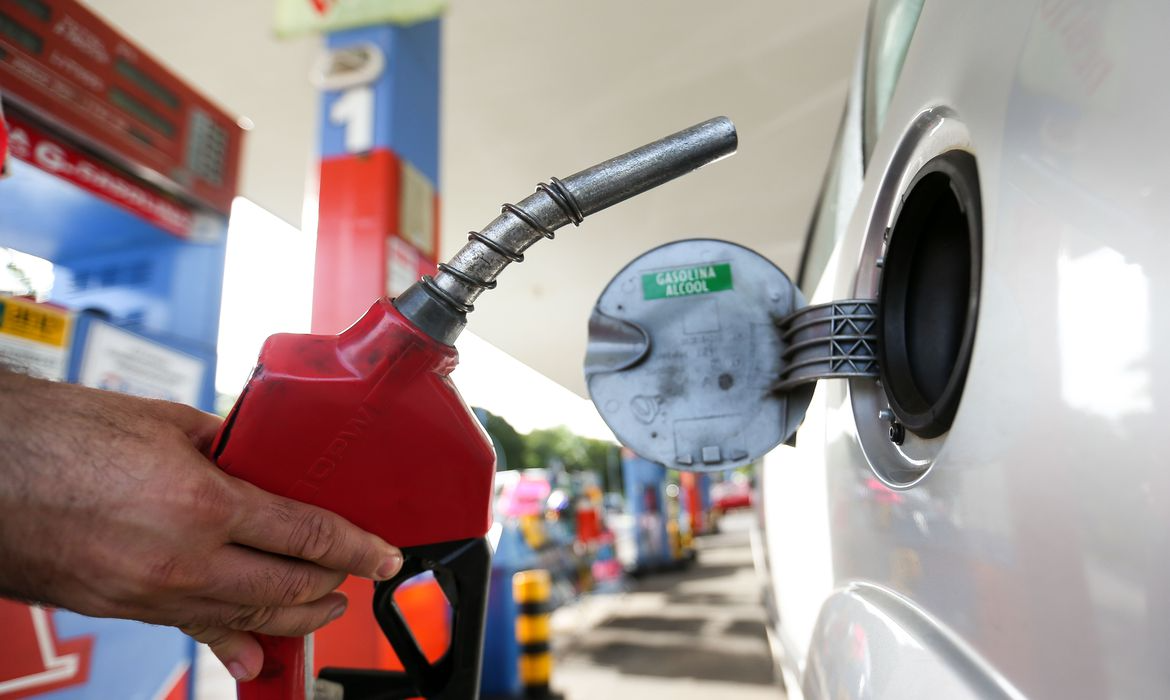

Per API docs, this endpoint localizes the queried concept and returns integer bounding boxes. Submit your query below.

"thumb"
[181,625,263,681]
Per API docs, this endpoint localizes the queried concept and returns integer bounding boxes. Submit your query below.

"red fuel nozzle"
[213,117,736,700]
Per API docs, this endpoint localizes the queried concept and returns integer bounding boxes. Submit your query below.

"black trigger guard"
[318,537,492,700]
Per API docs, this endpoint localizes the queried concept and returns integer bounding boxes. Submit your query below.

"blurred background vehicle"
[711,472,754,515]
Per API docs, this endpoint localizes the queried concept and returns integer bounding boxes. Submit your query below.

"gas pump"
[217,117,737,700]
[679,471,712,537]
[0,0,242,697]
[620,450,672,572]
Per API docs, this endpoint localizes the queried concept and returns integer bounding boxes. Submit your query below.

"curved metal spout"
[395,117,738,344]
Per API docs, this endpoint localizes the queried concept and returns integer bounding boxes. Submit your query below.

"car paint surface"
[758,1,1170,698]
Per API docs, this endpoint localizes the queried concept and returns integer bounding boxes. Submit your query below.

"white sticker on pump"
[77,322,204,406]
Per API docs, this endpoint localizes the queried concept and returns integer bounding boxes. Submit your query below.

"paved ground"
[550,512,785,700]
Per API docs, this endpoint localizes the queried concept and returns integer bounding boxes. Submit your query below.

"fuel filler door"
[585,238,878,471]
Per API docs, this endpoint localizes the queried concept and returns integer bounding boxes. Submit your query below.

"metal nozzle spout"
[395,117,738,344]
[561,116,737,216]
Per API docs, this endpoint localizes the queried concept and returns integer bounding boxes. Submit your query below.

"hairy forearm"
[0,367,402,679]
[0,367,61,603]
[0,367,132,606]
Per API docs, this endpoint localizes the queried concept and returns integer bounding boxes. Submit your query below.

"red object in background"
[313,150,438,335]
[577,505,601,544]
[159,668,191,700]
[712,479,753,512]
[4,110,195,237]
[0,0,242,214]
[312,576,452,676]
[0,601,94,698]
[313,150,402,334]
[679,472,705,535]
[213,298,495,700]
[1,105,9,176]
[864,477,904,505]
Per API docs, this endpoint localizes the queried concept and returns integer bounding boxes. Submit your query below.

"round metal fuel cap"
[584,238,813,471]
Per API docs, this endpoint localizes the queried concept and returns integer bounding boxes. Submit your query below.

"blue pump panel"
[319,21,440,181]
[0,159,210,262]
[54,611,193,700]
[622,454,672,570]
[0,159,224,412]
[68,313,215,410]
[0,104,229,698]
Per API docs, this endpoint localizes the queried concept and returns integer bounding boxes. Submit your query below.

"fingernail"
[227,661,250,681]
[375,552,403,580]
[327,601,347,623]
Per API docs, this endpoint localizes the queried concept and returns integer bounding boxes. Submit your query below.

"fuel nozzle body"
[215,117,737,700]
[396,116,738,344]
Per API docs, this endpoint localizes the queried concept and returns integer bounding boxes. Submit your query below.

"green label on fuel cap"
[642,263,733,300]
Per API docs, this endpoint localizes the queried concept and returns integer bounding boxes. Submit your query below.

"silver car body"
[756,0,1170,698]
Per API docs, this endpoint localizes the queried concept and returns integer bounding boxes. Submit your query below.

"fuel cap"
[584,238,814,472]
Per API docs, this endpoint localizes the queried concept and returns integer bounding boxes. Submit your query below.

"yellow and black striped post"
[514,569,552,698]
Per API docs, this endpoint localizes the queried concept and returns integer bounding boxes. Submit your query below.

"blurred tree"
[475,408,527,471]
[472,409,619,486]
[527,426,587,470]
[527,426,618,489]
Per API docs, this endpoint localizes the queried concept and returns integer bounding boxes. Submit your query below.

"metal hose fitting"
[395,116,738,344]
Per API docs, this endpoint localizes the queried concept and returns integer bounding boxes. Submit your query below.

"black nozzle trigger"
[318,538,491,700]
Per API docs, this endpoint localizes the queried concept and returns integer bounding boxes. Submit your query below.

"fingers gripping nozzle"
[395,117,738,344]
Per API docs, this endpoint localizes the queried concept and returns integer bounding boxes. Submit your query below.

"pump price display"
[0,0,242,214]
[642,263,733,300]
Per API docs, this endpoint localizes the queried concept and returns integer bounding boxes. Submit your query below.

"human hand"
[0,370,403,681]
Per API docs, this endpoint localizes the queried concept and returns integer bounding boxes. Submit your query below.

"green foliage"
[526,426,586,470]
[479,409,526,471]
[474,409,619,489]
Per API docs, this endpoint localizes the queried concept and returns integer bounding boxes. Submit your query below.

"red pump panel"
[0,0,243,215]
[312,149,401,335]
[214,298,496,548]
